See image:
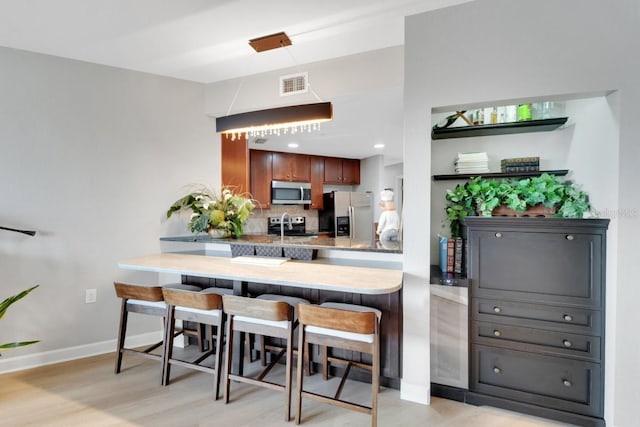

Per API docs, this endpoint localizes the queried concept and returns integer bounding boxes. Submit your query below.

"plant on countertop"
[445,173,590,237]
[1,285,39,356]
[167,186,255,238]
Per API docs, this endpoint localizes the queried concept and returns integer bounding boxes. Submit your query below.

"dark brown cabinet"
[221,135,249,194]
[324,157,360,185]
[464,217,609,427]
[272,152,310,182]
[309,156,324,209]
[249,150,272,209]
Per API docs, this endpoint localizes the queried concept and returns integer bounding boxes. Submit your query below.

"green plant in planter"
[445,173,590,237]
[1,285,39,356]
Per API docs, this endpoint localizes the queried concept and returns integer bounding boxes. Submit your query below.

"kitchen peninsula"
[119,237,404,387]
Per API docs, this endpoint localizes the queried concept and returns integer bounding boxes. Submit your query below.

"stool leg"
[322,345,329,380]
[295,327,305,425]
[213,319,224,400]
[284,325,294,422]
[114,299,128,374]
[224,316,234,404]
[161,305,176,386]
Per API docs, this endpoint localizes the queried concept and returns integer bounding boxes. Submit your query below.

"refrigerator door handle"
[348,205,354,239]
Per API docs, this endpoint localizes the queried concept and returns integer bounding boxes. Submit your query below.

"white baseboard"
[400,380,431,405]
[0,331,162,374]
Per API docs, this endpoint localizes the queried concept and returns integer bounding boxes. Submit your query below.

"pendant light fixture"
[216,32,333,141]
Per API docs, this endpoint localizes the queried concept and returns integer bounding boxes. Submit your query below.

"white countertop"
[118,253,403,295]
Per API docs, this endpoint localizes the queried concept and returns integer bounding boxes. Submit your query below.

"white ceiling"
[0,0,472,163]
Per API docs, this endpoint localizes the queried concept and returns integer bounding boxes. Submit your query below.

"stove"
[268,216,306,236]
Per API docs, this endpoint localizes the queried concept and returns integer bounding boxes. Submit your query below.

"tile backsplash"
[245,205,319,234]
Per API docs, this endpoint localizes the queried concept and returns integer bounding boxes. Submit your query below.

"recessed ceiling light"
[288,143,299,148]
[374,143,385,149]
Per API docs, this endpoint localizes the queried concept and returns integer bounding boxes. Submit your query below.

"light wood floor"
[0,351,571,427]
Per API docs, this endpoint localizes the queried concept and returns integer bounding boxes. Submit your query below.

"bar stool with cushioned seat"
[295,302,381,427]
[113,282,167,376]
[222,294,297,422]
[161,287,226,399]
[163,283,213,351]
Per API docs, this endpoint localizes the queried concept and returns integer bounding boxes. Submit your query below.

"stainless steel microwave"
[271,181,312,204]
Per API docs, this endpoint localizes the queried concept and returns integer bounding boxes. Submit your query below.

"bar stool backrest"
[298,304,376,335]
[114,282,163,302]
[222,295,291,321]
[162,288,222,311]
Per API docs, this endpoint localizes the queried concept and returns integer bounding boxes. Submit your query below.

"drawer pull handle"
[563,314,573,322]
[493,330,502,337]
[493,306,502,313]
[493,367,502,374]
[563,339,572,348]
[495,232,503,238]
[563,379,572,387]
[566,235,575,241]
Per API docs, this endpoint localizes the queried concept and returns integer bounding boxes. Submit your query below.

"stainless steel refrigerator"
[319,191,373,245]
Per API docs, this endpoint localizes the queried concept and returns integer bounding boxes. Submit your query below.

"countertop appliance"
[267,216,306,236]
[271,181,312,205]
[318,191,373,244]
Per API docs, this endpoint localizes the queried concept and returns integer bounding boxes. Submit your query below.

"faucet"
[280,212,292,240]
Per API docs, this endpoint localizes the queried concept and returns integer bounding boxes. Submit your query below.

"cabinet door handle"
[563,379,572,387]
[563,339,573,348]
[566,235,575,241]
[563,314,573,322]
[493,306,502,313]
[493,330,502,337]
[493,367,502,374]
[495,232,503,238]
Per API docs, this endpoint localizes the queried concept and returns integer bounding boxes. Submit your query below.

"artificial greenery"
[167,186,255,238]
[445,173,590,237]
[1,285,39,356]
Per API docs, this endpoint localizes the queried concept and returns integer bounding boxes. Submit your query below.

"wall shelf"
[432,117,569,140]
[433,169,569,181]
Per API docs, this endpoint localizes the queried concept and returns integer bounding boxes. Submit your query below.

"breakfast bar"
[118,252,404,388]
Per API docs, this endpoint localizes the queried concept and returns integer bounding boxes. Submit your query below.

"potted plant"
[445,173,590,237]
[1,285,39,356]
[167,186,255,238]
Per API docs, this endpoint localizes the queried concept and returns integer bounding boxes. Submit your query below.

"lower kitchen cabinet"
[464,217,609,427]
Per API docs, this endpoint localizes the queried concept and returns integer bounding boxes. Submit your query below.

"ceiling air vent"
[280,72,308,96]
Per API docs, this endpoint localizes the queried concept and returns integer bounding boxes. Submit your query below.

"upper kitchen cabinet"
[250,150,272,209]
[309,156,324,209]
[272,152,311,182]
[221,135,249,194]
[324,157,360,185]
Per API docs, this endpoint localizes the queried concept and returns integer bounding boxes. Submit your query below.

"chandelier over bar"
[216,102,333,140]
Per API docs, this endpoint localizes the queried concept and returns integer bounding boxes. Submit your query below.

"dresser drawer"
[471,344,603,417]
[467,229,603,307]
[472,321,601,362]
[472,298,602,335]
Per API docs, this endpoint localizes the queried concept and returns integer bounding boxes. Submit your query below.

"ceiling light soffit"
[217,31,333,141]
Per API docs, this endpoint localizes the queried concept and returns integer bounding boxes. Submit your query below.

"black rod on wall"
[0,226,36,236]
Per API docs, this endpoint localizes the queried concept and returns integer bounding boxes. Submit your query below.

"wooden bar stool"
[163,283,208,351]
[295,303,381,427]
[113,282,166,375]
[222,294,296,422]
[161,287,226,399]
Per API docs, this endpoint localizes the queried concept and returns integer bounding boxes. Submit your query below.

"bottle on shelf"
[517,103,532,121]
[490,107,498,124]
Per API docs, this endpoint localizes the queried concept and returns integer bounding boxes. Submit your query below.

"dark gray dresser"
[464,217,609,427]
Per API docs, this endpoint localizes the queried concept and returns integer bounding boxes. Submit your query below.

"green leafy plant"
[445,173,590,237]
[167,186,255,238]
[1,285,39,356]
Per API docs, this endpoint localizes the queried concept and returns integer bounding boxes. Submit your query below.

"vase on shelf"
[207,228,229,239]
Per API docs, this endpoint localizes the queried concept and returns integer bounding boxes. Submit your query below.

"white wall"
[0,46,217,371]
[404,0,639,425]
